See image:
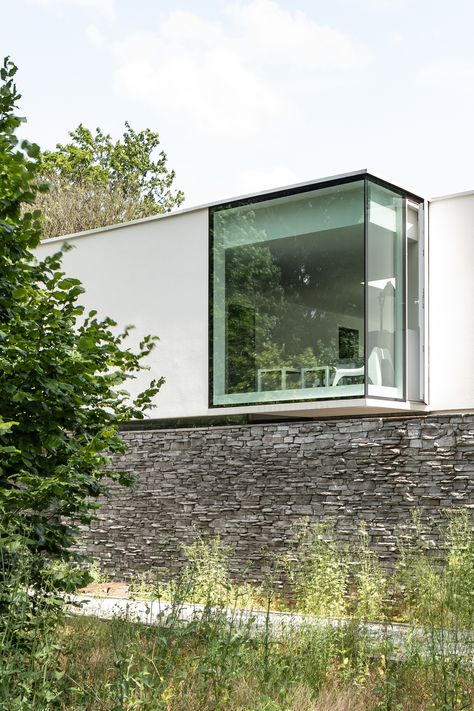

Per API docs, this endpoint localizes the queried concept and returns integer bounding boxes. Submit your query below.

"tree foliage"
[36,122,184,239]
[0,57,162,580]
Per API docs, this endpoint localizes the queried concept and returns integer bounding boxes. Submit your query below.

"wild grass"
[2,511,474,710]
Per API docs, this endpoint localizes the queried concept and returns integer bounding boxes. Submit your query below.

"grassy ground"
[2,511,474,709]
[56,615,418,710]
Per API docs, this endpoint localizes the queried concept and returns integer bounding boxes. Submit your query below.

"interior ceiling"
[266,225,365,313]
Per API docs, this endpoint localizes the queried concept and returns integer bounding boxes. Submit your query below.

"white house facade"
[37,170,473,422]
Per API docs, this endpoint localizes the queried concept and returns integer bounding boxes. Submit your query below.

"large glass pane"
[367,183,405,399]
[212,182,365,406]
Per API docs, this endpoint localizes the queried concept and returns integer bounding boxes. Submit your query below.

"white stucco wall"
[428,193,474,411]
[37,210,210,419]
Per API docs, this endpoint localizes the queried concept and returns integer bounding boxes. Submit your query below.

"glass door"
[366,182,405,400]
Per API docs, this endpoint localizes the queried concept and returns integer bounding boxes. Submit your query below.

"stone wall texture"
[77,413,474,581]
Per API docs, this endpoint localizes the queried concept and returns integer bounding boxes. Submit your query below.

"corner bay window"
[211,176,423,407]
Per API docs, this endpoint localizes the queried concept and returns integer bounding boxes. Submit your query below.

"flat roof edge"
[430,189,474,203]
[38,205,208,245]
[38,168,425,246]
[209,168,369,207]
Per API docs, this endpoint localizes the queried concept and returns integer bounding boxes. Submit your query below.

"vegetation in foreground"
[0,54,162,597]
[2,512,474,710]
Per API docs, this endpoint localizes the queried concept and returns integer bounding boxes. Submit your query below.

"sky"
[2,0,474,207]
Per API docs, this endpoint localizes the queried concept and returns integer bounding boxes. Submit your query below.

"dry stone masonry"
[77,413,474,581]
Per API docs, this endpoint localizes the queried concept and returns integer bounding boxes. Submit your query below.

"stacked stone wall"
[77,413,474,581]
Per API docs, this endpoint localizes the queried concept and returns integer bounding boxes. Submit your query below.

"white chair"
[332,347,394,387]
[369,346,394,386]
[332,363,364,387]
[368,347,383,385]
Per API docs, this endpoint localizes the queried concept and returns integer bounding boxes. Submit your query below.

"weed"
[286,520,349,617]
[353,523,387,622]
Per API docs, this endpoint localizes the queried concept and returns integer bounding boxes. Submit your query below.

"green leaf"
[12,286,27,299]
[57,277,82,289]
[0,56,163,596]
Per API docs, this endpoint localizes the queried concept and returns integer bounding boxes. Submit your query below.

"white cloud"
[341,0,407,9]
[226,0,364,67]
[86,24,105,48]
[29,0,115,21]
[161,10,223,48]
[416,60,474,86]
[113,2,365,142]
[232,168,301,196]
[114,19,290,142]
[391,31,404,46]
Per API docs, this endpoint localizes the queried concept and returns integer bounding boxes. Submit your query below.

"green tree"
[0,57,162,582]
[36,122,184,239]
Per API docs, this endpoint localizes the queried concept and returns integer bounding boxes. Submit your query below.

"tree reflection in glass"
[212,182,365,405]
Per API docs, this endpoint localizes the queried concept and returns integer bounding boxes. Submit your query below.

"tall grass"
[129,535,265,611]
[285,520,349,617]
[0,537,66,709]
[2,511,474,710]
